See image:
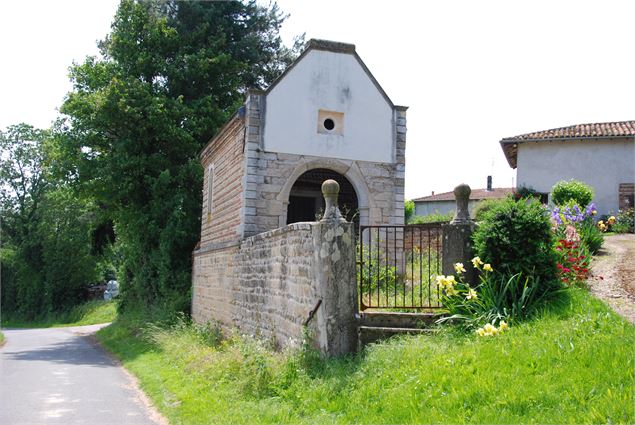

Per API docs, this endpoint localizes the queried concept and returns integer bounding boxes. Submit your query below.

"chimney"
[487,176,492,191]
[431,191,435,196]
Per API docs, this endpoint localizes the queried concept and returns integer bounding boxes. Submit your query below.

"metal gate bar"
[358,223,445,311]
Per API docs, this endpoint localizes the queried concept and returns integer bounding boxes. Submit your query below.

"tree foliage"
[1,124,100,319]
[58,0,300,312]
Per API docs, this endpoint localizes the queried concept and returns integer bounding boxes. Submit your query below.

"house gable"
[262,40,396,163]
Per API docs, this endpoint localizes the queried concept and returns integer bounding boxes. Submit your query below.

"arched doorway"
[286,168,359,226]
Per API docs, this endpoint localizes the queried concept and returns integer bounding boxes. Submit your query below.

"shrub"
[551,179,594,207]
[409,211,453,224]
[513,185,540,201]
[610,209,634,233]
[473,198,558,289]
[473,199,505,222]
[404,200,415,223]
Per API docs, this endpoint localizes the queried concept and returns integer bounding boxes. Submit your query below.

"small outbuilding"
[192,39,407,330]
[500,121,635,215]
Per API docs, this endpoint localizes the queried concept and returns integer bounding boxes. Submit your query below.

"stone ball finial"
[452,183,472,224]
[321,179,345,222]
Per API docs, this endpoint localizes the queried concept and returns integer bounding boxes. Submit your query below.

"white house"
[500,121,635,215]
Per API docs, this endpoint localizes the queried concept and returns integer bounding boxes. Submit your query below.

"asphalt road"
[0,324,164,425]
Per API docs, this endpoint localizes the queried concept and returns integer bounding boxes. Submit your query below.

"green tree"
[1,124,50,316]
[1,124,100,319]
[59,0,301,312]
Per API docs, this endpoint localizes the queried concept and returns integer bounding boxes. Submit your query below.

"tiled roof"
[413,187,513,202]
[500,120,635,168]
[502,121,635,141]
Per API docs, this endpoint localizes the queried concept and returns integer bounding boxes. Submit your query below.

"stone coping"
[193,222,315,255]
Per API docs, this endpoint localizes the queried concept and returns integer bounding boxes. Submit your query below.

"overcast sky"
[1,0,634,199]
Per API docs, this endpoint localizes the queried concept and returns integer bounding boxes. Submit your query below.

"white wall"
[262,49,394,163]
[517,139,635,215]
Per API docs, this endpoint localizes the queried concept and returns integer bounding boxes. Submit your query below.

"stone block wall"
[241,92,407,237]
[192,220,357,354]
[199,114,246,245]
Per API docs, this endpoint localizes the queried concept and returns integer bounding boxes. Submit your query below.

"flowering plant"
[550,201,603,254]
[555,236,591,286]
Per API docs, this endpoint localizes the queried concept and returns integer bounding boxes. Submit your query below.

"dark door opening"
[286,168,359,226]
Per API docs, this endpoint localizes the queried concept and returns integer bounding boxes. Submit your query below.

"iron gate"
[358,223,446,310]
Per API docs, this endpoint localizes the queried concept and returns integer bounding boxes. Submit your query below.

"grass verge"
[97,288,633,424]
[2,300,117,328]
[0,331,5,346]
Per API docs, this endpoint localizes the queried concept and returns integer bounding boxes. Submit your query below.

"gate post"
[310,180,358,356]
[442,184,477,283]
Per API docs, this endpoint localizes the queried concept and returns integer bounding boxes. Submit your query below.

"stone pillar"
[442,184,477,283]
[311,180,358,356]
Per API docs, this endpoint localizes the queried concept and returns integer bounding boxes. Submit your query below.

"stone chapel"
[192,39,407,331]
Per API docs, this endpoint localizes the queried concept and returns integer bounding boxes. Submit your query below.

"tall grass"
[97,288,634,424]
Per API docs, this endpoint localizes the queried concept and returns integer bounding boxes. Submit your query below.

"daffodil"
[483,263,493,272]
[454,262,466,274]
[466,288,478,300]
[476,328,485,336]
[471,256,484,269]
[499,320,509,331]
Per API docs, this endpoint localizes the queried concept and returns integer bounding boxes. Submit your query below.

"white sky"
[1,0,634,199]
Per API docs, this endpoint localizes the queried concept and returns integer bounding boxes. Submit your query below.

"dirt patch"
[588,234,635,323]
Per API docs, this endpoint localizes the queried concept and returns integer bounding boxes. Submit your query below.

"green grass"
[0,331,5,346]
[97,288,634,424]
[2,300,117,328]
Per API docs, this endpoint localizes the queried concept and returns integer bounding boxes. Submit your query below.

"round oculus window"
[323,118,335,131]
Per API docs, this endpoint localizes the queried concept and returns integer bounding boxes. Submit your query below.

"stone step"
[357,311,444,329]
[358,325,437,346]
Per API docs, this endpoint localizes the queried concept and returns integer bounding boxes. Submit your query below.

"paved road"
[0,324,163,425]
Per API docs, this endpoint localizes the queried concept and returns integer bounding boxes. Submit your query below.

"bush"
[409,211,453,224]
[611,208,634,233]
[404,200,415,223]
[473,199,505,222]
[551,180,594,207]
[473,198,558,289]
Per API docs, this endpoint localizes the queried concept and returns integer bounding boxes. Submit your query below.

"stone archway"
[277,159,372,228]
[286,168,359,225]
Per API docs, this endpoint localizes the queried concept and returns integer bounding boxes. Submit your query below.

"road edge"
[83,330,170,425]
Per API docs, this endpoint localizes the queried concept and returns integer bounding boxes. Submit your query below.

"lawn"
[97,288,634,424]
[2,300,117,328]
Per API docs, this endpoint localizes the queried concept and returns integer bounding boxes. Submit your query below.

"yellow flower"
[445,285,458,297]
[608,216,616,225]
[592,210,597,215]
[483,263,493,272]
[482,323,498,336]
[446,275,456,285]
[598,220,604,225]
[476,328,485,336]
[499,320,509,331]
[471,256,484,268]
[454,262,466,274]
[466,288,478,300]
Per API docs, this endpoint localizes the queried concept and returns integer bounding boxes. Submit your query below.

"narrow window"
[207,164,214,216]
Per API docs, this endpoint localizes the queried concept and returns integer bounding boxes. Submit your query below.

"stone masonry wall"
[192,223,318,348]
[241,91,407,237]
[199,114,246,245]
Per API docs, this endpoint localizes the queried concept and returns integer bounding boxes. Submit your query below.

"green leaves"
[58,0,299,312]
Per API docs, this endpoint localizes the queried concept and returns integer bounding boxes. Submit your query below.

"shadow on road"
[4,336,116,368]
